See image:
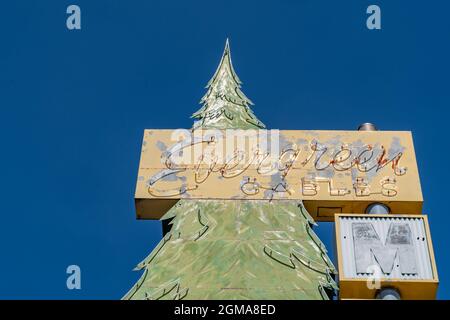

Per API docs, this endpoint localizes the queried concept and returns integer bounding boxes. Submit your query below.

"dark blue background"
[0,0,448,299]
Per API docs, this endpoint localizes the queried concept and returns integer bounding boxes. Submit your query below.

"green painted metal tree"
[192,39,265,130]
[123,40,338,300]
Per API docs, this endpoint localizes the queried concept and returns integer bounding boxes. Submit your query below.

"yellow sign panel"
[135,129,423,220]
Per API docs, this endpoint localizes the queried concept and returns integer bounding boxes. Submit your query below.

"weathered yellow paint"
[135,129,423,221]
[335,214,438,300]
[338,280,438,300]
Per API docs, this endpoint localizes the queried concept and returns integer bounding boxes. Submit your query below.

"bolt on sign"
[135,129,423,221]
[335,214,438,299]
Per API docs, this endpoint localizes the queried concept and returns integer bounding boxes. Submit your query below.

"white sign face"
[336,215,435,280]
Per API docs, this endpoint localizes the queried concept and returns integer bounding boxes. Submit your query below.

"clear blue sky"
[0,0,448,299]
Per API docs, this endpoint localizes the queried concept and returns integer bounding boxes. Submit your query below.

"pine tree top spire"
[192,39,266,130]
[206,38,242,87]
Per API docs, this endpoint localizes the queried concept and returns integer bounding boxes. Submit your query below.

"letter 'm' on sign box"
[335,214,438,300]
[135,129,423,221]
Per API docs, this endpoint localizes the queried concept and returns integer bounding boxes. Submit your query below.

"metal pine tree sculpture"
[192,39,265,130]
[123,40,338,300]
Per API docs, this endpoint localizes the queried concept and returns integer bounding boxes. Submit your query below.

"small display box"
[335,214,438,299]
